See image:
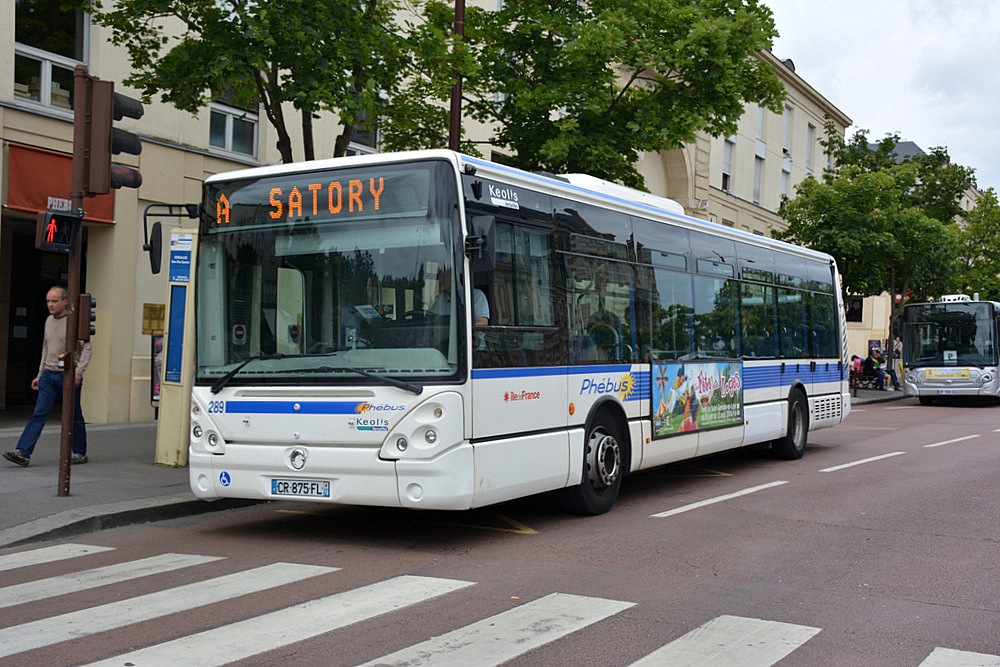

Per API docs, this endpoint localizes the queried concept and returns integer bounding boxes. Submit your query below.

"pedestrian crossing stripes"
[0,542,114,572]
[0,561,336,659]
[0,552,222,609]
[629,614,821,666]
[356,592,635,667]
[85,575,474,667]
[0,543,996,666]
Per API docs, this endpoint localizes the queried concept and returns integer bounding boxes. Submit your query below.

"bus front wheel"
[772,390,808,460]
[565,415,624,515]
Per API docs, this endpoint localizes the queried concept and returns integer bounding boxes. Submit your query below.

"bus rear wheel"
[772,389,808,460]
[565,415,624,515]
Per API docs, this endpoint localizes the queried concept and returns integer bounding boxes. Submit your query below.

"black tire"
[565,414,625,515]
[772,389,808,460]
[918,396,934,406]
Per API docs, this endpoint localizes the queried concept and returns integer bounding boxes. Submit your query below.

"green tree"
[79,0,457,163]
[953,189,1000,300]
[779,127,973,320]
[452,0,785,189]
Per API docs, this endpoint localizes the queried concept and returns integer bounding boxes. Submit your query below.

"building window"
[781,169,789,197]
[782,105,792,155]
[14,1,88,111]
[846,297,863,322]
[753,156,763,205]
[806,124,816,173]
[210,103,258,157]
[756,107,766,141]
[722,137,735,192]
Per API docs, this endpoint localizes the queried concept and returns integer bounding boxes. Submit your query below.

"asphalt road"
[2,397,999,666]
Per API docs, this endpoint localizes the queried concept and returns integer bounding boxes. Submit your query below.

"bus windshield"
[196,159,465,387]
[902,302,998,367]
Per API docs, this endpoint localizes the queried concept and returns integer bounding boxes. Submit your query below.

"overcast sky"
[765,0,1000,192]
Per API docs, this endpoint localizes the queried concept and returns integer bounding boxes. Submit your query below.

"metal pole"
[58,65,89,496]
[448,0,465,151]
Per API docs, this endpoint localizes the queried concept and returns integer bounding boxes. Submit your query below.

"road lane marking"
[819,452,905,472]
[0,562,337,659]
[0,544,114,572]
[630,615,821,666]
[86,575,474,667]
[357,592,634,667]
[920,647,1000,666]
[924,434,980,448]
[0,553,223,609]
[649,481,788,518]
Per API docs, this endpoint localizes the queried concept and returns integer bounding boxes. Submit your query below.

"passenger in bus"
[432,266,490,325]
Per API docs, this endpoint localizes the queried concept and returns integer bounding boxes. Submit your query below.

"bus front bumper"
[189,442,476,510]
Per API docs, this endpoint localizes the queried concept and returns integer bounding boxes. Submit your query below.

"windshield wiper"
[209,353,423,395]
[302,365,423,395]
[210,353,287,394]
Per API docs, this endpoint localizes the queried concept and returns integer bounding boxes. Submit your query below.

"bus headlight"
[980,373,992,384]
[193,424,203,439]
[380,391,464,461]
[208,432,219,447]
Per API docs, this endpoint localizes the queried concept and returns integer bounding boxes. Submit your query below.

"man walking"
[3,286,91,466]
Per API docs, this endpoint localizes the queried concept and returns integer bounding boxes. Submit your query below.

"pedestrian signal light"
[36,209,84,254]
[78,293,97,340]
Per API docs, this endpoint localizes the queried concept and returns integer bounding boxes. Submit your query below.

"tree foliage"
[79,0,458,163]
[953,188,1000,301]
[778,127,975,318]
[451,0,785,188]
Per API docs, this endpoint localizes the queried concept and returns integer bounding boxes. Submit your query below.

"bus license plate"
[271,479,331,498]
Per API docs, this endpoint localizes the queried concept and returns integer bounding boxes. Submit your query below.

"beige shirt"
[38,313,92,376]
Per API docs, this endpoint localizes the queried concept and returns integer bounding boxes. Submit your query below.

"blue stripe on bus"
[225,401,361,415]
[474,363,843,393]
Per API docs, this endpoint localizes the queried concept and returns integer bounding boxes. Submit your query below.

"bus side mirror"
[146,221,162,274]
[466,215,495,272]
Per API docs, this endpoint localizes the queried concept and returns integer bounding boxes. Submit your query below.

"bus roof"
[204,149,835,264]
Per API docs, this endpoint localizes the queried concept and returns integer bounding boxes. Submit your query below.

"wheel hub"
[587,429,621,488]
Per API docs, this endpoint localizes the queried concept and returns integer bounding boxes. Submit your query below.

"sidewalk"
[0,388,904,549]
[0,408,253,549]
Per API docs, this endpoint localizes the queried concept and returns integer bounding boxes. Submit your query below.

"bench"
[849,370,880,395]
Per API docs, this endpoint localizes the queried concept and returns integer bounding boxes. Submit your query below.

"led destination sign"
[205,161,449,229]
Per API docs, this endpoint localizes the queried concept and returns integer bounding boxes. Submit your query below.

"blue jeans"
[15,369,87,457]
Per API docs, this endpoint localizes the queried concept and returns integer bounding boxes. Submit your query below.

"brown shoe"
[3,450,30,467]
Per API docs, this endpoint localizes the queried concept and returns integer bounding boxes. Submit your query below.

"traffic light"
[36,209,83,254]
[78,293,97,341]
[76,72,144,196]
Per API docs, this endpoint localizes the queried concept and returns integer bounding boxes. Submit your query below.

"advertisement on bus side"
[652,361,743,438]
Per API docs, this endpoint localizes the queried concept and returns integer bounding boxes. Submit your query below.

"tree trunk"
[302,110,315,162]
[254,64,294,163]
[334,124,356,158]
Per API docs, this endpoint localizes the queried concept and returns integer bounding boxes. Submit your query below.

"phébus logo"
[580,373,636,401]
[355,402,405,414]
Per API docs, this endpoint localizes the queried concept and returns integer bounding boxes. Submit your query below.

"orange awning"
[6,143,114,224]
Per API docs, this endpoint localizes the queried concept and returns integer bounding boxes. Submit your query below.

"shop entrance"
[4,224,73,407]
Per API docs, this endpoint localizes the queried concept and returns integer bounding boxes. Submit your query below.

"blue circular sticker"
[219,471,231,487]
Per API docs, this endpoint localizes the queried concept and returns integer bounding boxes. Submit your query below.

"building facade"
[1,2,852,423]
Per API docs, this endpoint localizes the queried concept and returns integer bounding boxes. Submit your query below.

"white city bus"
[901,294,1000,405]
[188,150,849,514]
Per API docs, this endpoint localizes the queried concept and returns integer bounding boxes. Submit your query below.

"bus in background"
[901,294,1000,405]
[188,150,849,515]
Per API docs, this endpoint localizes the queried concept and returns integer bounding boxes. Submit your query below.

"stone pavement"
[0,387,904,549]
[0,408,252,549]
